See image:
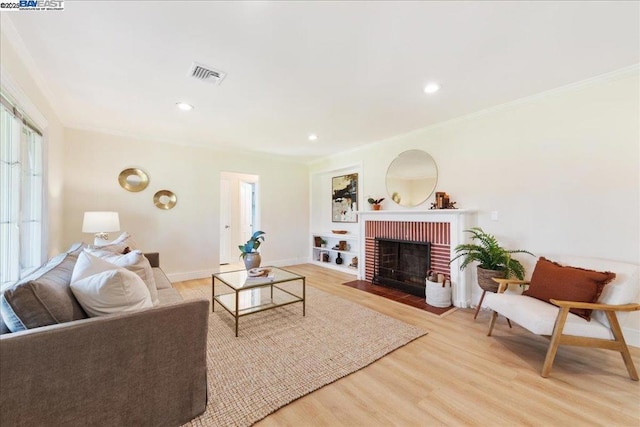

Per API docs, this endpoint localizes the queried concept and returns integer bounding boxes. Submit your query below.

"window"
[0,94,44,287]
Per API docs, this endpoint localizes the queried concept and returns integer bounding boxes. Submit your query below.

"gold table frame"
[212,267,306,337]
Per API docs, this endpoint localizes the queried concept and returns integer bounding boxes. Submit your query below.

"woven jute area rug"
[180,284,427,427]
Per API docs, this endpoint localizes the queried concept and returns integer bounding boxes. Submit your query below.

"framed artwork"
[332,173,358,223]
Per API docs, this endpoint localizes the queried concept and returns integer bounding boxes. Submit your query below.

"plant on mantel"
[367,197,385,211]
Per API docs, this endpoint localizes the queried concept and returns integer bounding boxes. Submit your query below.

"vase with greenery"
[239,230,265,270]
[450,227,534,292]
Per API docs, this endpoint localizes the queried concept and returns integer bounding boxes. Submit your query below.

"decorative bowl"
[332,230,348,234]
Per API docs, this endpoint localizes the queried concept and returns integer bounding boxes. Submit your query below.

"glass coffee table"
[212,267,306,336]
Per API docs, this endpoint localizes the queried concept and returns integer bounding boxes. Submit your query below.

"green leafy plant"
[367,197,385,205]
[450,227,534,279]
[239,230,266,259]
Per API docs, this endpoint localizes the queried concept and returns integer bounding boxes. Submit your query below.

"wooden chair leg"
[487,311,498,336]
[474,290,487,320]
[506,318,512,328]
[542,307,570,378]
[605,311,639,381]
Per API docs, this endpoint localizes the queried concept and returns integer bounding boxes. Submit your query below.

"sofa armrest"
[0,299,209,427]
[144,252,160,268]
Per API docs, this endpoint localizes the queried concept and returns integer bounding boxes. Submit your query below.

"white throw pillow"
[85,248,159,306]
[89,231,137,253]
[70,252,152,317]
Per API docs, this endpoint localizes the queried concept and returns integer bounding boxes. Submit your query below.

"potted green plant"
[239,230,266,270]
[450,227,534,292]
[367,197,385,210]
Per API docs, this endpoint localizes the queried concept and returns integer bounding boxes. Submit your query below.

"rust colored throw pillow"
[524,257,616,320]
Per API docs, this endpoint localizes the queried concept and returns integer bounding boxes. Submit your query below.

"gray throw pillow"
[0,243,88,332]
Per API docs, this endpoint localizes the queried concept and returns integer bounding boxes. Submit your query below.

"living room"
[1,1,639,426]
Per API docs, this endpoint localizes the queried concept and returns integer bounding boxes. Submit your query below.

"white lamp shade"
[82,212,120,233]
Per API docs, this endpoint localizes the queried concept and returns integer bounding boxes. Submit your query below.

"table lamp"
[82,211,120,245]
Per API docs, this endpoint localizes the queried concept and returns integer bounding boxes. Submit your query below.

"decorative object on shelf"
[153,190,177,210]
[336,253,343,265]
[450,227,534,319]
[82,211,120,246]
[331,230,348,234]
[332,173,358,223]
[350,256,358,268]
[239,230,266,270]
[425,270,452,308]
[386,149,438,207]
[429,191,457,209]
[314,236,328,247]
[338,240,348,251]
[367,197,385,211]
[118,168,149,192]
[321,251,330,263]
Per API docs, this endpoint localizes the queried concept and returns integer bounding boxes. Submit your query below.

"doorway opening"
[220,172,260,269]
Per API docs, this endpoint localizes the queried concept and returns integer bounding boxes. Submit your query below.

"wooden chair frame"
[487,278,640,380]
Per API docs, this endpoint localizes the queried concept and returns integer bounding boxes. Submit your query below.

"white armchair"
[484,256,640,380]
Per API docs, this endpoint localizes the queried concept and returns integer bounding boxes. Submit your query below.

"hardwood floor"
[175,264,640,426]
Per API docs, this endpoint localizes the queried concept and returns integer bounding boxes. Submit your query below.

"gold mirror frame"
[153,190,177,210]
[118,168,149,192]
[385,150,438,207]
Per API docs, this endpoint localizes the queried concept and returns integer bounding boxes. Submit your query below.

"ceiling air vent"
[188,62,226,85]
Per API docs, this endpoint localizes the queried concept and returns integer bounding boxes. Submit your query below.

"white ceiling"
[3,1,639,162]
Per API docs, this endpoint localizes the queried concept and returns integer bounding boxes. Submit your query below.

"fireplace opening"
[373,238,430,297]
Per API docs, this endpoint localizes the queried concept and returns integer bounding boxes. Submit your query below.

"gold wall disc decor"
[153,190,177,210]
[118,168,149,192]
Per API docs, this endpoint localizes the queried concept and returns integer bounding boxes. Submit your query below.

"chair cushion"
[523,257,615,320]
[484,292,613,340]
[0,243,88,332]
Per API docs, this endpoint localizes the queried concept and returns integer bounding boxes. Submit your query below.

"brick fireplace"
[357,210,475,307]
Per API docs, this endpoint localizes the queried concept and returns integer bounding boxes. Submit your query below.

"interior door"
[219,178,232,264]
[239,181,254,244]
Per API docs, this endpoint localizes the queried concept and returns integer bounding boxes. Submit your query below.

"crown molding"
[1,13,60,128]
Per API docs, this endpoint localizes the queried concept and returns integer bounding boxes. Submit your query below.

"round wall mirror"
[153,190,177,210]
[118,168,149,192]
[385,150,438,207]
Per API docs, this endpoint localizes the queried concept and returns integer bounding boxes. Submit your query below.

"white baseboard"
[165,258,309,283]
[167,265,640,350]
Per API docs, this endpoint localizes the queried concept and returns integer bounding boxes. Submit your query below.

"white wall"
[63,129,309,281]
[310,68,640,344]
[0,28,66,257]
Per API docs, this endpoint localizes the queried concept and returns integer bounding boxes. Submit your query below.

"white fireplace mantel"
[356,209,477,307]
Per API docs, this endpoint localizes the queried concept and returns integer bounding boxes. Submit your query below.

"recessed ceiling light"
[423,83,440,94]
[308,134,318,141]
[176,102,194,111]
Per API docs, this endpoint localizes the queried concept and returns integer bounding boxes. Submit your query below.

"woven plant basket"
[476,267,506,293]
[425,274,452,308]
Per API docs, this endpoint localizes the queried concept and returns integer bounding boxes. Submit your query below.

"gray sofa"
[0,250,209,427]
